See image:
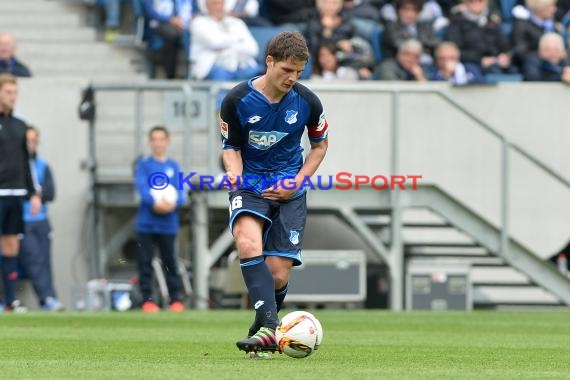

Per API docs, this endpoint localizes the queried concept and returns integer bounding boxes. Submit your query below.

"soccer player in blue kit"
[220,31,329,356]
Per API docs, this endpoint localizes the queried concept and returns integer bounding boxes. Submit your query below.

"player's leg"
[136,233,159,312]
[0,197,26,312]
[230,191,278,353]
[156,233,184,312]
[265,256,293,312]
[263,193,307,313]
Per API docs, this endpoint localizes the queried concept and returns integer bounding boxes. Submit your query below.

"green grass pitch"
[1,310,569,379]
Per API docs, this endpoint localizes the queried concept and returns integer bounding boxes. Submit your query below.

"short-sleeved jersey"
[220,78,328,195]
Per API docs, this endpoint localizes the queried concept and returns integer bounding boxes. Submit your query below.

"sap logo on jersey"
[248,131,288,150]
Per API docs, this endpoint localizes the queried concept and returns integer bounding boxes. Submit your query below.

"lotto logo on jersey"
[220,120,229,139]
[248,131,288,150]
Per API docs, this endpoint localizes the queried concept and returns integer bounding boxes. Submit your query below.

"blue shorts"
[0,197,24,235]
[228,190,306,266]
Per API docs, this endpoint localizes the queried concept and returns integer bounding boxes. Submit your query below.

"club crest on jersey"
[289,230,300,245]
[284,110,298,125]
[248,131,288,150]
[220,120,228,139]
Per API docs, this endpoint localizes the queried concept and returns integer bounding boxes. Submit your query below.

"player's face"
[149,130,169,157]
[267,56,306,93]
[0,82,17,112]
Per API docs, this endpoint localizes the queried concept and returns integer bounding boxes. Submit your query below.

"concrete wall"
[309,82,570,258]
[16,78,91,309]
[13,79,570,308]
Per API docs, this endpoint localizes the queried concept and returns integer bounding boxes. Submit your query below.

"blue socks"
[275,283,288,313]
[240,256,278,330]
[2,256,18,305]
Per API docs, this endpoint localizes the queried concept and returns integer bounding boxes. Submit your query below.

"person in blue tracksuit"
[134,126,186,312]
[19,126,63,311]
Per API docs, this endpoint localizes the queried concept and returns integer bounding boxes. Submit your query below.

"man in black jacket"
[0,74,40,311]
[0,33,32,78]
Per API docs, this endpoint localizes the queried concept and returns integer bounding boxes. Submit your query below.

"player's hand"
[29,195,42,215]
[153,198,176,214]
[224,171,239,191]
[262,179,297,201]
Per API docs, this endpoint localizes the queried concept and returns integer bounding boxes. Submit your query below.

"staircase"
[361,207,563,308]
[1,0,144,79]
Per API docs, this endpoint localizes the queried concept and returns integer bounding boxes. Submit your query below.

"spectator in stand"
[18,126,64,312]
[0,33,31,78]
[376,38,428,80]
[190,0,263,80]
[512,0,558,69]
[103,0,123,43]
[446,0,512,73]
[382,0,440,64]
[145,0,193,79]
[380,0,450,32]
[429,41,486,83]
[262,0,315,29]
[311,42,360,79]
[305,0,374,78]
[196,0,272,26]
[523,32,570,81]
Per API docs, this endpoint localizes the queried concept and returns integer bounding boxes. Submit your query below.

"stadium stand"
[2,0,144,79]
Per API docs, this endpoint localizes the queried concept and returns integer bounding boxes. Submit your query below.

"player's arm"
[294,138,328,183]
[220,92,244,189]
[263,100,329,201]
[223,149,243,188]
[133,159,155,206]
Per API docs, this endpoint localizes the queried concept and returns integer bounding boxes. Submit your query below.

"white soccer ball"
[276,311,323,359]
[149,184,178,204]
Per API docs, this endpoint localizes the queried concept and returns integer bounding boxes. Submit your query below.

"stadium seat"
[249,26,292,64]
[484,73,524,83]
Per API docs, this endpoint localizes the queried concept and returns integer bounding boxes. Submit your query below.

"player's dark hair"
[267,31,309,63]
[148,125,169,138]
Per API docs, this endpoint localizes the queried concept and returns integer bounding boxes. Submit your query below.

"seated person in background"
[190,0,263,80]
[306,0,375,75]
[376,38,428,80]
[381,0,450,31]
[446,0,512,73]
[311,42,360,80]
[305,0,355,58]
[145,0,193,79]
[523,32,570,81]
[0,33,31,77]
[196,0,272,26]
[512,0,558,69]
[383,0,440,64]
[429,41,486,83]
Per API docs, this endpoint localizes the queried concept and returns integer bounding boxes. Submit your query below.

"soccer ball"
[276,311,323,359]
[149,184,178,204]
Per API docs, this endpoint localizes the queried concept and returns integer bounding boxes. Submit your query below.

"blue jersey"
[134,156,186,235]
[220,78,328,195]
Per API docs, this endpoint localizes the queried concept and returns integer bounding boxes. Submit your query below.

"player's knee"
[271,268,290,288]
[235,235,261,257]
